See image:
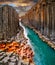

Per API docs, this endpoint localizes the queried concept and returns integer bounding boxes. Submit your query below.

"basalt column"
[38,8,41,31]
[3,5,9,40]
[0,6,3,40]
[40,7,43,34]
[43,5,47,36]
[0,5,19,42]
[51,5,55,41]
[46,5,50,38]
[46,4,52,39]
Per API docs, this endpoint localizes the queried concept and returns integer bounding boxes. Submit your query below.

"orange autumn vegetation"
[0,41,34,63]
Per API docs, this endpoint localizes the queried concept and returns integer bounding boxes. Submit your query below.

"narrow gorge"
[0,0,55,65]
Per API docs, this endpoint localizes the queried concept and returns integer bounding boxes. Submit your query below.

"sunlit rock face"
[21,0,55,42]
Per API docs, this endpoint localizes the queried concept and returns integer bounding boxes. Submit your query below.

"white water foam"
[19,22,33,48]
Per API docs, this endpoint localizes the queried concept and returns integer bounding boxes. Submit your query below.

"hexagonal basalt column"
[0,5,19,42]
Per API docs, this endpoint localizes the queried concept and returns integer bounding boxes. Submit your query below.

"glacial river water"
[26,27,55,65]
[19,22,55,65]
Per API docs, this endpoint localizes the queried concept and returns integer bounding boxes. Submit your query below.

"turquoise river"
[0,3,55,65]
[25,27,55,65]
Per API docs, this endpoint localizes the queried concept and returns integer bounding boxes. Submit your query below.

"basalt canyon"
[0,0,55,65]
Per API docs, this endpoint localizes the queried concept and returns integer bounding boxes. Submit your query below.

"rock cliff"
[0,5,20,42]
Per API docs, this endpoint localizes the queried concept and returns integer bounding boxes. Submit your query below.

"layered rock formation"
[0,5,35,65]
[21,0,55,42]
[0,5,20,42]
[21,0,55,50]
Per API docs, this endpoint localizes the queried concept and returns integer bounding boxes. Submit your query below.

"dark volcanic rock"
[0,51,31,65]
[0,5,20,42]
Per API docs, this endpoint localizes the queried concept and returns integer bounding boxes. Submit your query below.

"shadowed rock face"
[0,5,19,42]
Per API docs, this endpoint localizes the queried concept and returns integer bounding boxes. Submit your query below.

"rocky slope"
[0,51,30,65]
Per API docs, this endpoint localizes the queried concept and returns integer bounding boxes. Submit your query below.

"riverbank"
[33,28,55,50]
[0,29,35,65]
[22,23,55,50]
[23,25,55,65]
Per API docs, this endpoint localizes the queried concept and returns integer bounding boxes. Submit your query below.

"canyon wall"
[0,5,19,41]
[21,0,55,42]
